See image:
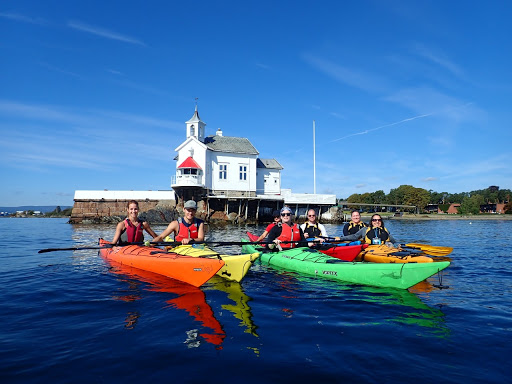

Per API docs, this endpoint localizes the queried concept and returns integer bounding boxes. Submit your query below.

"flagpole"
[313,120,316,194]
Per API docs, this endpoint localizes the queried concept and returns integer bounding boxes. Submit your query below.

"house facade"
[171,107,283,201]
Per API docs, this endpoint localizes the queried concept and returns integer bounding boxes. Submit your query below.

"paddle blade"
[405,243,453,256]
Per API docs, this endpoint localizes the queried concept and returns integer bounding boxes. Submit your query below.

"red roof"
[178,156,202,169]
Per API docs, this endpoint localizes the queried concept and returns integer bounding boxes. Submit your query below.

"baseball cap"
[184,200,197,209]
[280,206,292,214]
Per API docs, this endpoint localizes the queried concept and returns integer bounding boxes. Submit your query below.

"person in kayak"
[153,200,205,245]
[255,210,281,242]
[336,214,397,246]
[112,200,158,245]
[266,206,310,249]
[300,209,327,242]
[342,210,367,235]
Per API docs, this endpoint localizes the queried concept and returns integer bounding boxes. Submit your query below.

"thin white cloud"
[256,63,270,70]
[422,177,438,182]
[39,62,82,78]
[329,112,345,119]
[107,69,124,76]
[413,43,464,78]
[302,54,388,93]
[67,20,145,46]
[385,87,480,122]
[0,12,46,25]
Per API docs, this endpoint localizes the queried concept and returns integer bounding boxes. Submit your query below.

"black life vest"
[343,221,367,235]
[364,227,390,244]
[303,222,321,238]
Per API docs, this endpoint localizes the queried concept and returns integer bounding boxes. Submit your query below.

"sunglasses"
[308,215,316,217]
[281,213,291,216]
[372,218,382,222]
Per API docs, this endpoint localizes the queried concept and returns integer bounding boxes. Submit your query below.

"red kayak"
[99,238,224,287]
[246,231,364,262]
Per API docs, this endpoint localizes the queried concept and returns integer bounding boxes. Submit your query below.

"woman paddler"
[153,200,205,245]
[112,200,158,245]
[266,206,310,249]
[336,214,397,246]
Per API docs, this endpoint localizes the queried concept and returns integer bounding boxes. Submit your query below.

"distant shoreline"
[387,214,512,220]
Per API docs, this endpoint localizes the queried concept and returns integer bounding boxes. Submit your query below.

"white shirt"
[300,222,327,237]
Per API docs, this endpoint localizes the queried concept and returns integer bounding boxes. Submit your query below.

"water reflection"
[105,260,226,347]
[268,270,450,337]
[204,276,259,337]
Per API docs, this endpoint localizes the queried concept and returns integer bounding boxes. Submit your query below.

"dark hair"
[370,214,385,228]
[272,210,280,218]
[126,200,139,209]
[351,210,360,215]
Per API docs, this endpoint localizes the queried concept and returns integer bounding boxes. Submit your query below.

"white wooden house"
[171,107,283,200]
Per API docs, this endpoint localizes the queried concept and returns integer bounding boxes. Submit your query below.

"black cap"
[272,210,280,217]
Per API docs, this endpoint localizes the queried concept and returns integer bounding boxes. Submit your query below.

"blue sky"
[1,1,511,207]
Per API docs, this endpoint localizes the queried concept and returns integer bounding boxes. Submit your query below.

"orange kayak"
[359,245,434,263]
[98,238,224,287]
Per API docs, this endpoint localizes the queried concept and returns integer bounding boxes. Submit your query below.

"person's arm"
[337,227,366,242]
[319,223,327,238]
[297,227,310,247]
[387,232,397,245]
[153,221,178,242]
[256,230,269,242]
[112,221,125,245]
[266,225,281,244]
[143,221,157,239]
[342,223,349,236]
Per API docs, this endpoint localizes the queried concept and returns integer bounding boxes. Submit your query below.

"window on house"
[219,164,227,180]
[239,165,247,181]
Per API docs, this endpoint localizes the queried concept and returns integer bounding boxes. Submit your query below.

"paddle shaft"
[38,239,306,253]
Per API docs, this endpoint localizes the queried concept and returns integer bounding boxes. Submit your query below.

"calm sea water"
[1,218,511,383]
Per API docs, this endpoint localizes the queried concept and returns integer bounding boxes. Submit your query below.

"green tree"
[347,193,362,210]
[371,190,386,204]
[459,194,484,215]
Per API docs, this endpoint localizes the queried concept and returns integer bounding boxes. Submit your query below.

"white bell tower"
[185,104,206,141]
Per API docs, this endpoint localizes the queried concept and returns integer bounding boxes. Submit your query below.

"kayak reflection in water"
[206,276,259,337]
[107,261,226,347]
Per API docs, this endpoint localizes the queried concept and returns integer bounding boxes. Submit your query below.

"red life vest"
[124,219,144,242]
[265,222,277,232]
[175,218,201,242]
[277,223,301,249]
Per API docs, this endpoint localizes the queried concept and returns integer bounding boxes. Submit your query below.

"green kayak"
[241,239,450,290]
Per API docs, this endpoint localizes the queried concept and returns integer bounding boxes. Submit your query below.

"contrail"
[330,102,474,143]
[330,113,433,143]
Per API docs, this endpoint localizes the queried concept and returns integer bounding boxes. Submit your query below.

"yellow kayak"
[167,243,260,282]
[359,245,434,263]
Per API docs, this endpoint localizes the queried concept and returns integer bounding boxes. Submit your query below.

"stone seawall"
[70,199,177,224]
[69,198,347,224]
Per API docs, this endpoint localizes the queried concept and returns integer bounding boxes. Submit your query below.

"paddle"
[38,239,304,253]
[402,243,453,256]
[38,244,118,253]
